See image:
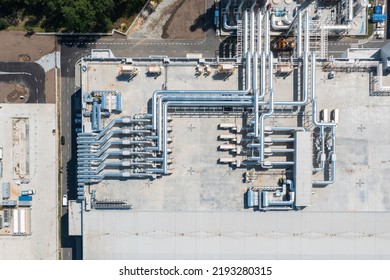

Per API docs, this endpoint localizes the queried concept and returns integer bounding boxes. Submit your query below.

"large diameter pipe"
[243,11,248,57]
[321,24,351,30]
[223,0,238,30]
[259,52,274,165]
[250,7,255,55]
[297,9,302,57]
[262,191,295,207]
[161,100,254,174]
[264,11,270,54]
[155,52,254,150]
[257,12,262,55]
[273,51,308,106]
[152,52,253,131]
[253,52,259,137]
[349,0,353,22]
[304,11,309,54]
[235,0,245,23]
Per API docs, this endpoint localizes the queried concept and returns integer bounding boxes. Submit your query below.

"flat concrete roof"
[294,132,312,207]
[79,61,390,259]
[83,210,390,259]
[68,200,81,236]
[0,104,58,259]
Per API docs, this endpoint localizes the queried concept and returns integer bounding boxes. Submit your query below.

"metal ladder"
[236,19,243,61]
[309,20,320,57]
[303,55,314,129]
[320,28,329,59]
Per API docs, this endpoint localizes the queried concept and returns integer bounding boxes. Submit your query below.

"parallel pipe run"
[154,52,254,150]
[77,11,339,188]
[152,51,252,132]
[77,116,151,141]
[78,151,153,163]
[161,100,254,174]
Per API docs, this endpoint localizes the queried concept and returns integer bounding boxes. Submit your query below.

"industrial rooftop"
[1,0,389,260]
[65,0,390,259]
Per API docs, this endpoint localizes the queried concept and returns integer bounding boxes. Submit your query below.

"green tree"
[0,18,9,30]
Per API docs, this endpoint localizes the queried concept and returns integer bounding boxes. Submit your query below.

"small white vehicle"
[21,190,36,195]
[62,194,68,207]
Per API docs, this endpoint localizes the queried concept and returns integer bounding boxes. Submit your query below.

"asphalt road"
[59,42,90,259]
[328,36,388,57]
[0,62,45,103]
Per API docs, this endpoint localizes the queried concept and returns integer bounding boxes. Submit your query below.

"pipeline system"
[77,4,338,210]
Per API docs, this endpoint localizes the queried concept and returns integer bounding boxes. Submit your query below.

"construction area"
[70,0,390,259]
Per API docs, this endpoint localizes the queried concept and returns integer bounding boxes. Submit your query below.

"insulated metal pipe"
[270,149,295,153]
[297,9,302,57]
[151,52,253,131]
[243,11,248,57]
[257,12,262,55]
[253,52,259,137]
[264,11,270,54]
[310,51,337,185]
[250,6,255,55]
[349,0,353,22]
[304,11,309,55]
[271,127,306,132]
[273,51,308,106]
[223,0,238,30]
[155,53,255,150]
[161,100,254,173]
[235,0,245,23]
[267,137,295,143]
[258,52,274,166]
[260,52,266,100]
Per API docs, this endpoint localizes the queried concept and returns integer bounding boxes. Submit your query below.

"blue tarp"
[374,6,383,14]
[18,195,32,201]
[372,13,387,22]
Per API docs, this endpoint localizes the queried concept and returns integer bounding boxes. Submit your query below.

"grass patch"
[113,16,135,33]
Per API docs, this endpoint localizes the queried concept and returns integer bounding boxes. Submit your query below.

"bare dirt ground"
[162,0,206,40]
[0,31,56,62]
[130,0,206,40]
[0,82,29,103]
[45,69,56,104]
